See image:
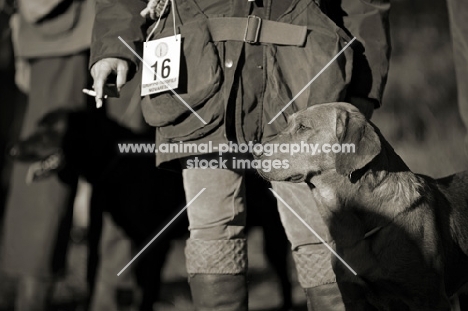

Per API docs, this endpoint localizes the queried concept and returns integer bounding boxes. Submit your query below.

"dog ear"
[335,110,381,176]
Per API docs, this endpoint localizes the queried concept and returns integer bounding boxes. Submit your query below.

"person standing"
[0,1,94,310]
[90,0,390,310]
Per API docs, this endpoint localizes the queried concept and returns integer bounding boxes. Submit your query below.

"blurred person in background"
[447,0,468,157]
[0,0,95,310]
[0,0,150,310]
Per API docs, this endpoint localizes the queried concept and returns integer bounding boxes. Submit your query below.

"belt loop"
[244,15,262,44]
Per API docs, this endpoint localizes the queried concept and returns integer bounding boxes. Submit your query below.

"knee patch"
[185,238,247,275]
[293,245,336,288]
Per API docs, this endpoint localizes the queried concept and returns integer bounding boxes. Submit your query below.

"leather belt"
[208,16,307,46]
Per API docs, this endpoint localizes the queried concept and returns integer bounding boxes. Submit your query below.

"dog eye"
[297,124,308,131]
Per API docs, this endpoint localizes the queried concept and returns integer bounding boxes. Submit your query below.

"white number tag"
[141,34,181,96]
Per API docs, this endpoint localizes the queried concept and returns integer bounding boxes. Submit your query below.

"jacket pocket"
[141,18,222,130]
[154,94,224,142]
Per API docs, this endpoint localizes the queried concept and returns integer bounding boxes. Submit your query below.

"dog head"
[8,109,70,183]
[8,108,154,184]
[255,102,381,183]
[9,109,69,162]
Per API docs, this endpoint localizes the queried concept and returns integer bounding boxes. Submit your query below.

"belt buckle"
[244,15,262,44]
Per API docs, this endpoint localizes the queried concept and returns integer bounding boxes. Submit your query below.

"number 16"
[151,58,171,80]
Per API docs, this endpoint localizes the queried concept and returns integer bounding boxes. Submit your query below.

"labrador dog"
[8,109,293,311]
[255,102,468,310]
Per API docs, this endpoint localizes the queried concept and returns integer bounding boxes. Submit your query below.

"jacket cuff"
[89,39,142,71]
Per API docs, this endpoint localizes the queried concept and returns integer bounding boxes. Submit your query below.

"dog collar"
[363,226,382,239]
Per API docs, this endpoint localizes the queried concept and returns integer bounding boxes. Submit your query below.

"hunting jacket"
[90,0,391,164]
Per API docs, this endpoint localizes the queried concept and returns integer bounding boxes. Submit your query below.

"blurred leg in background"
[0,6,27,231]
[447,0,468,157]
[88,212,136,311]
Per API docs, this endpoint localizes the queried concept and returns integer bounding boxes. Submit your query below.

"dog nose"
[252,143,263,157]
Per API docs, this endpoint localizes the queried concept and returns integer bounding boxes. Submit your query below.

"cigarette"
[82,89,108,99]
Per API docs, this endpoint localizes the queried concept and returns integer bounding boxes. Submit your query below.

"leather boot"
[305,283,346,311]
[189,274,248,311]
[185,238,248,311]
[305,282,377,311]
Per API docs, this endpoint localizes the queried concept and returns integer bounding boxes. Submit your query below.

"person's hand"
[349,96,376,119]
[90,57,131,108]
[140,0,170,20]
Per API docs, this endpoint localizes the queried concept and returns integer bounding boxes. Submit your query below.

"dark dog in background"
[9,109,187,310]
[9,109,293,311]
[255,102,468,310]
